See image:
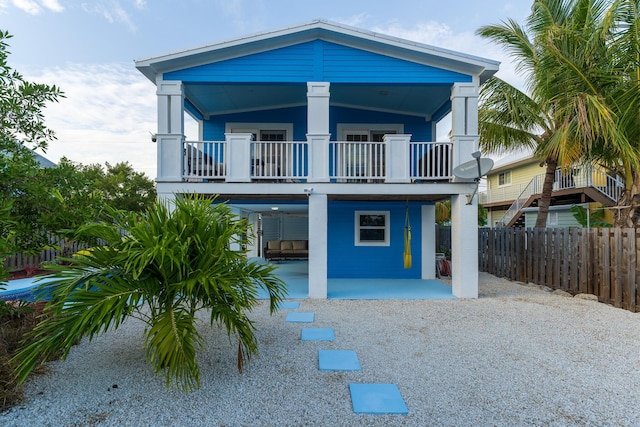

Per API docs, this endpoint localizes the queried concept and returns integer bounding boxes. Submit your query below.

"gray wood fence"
[478,227,640,312]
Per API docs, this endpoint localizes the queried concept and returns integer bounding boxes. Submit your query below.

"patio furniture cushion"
[292,240,307,250]
[267,240,280,250]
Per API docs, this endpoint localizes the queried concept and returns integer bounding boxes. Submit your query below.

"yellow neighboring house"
[479,149,622,228]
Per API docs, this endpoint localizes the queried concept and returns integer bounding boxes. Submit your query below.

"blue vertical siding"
[327,201,428,279]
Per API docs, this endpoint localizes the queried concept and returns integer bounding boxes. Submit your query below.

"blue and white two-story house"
[135,20,499,299]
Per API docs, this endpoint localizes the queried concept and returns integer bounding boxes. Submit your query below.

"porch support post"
[421,204,436,279]
[307,82,330,183]
[225,133,253,182]
[451,194,478,298]
[450,83,479,182]
[385,134,412,183]
[308,192,328,298]
[156,80,185,182]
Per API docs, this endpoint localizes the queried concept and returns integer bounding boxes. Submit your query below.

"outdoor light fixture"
[271,207,279,211]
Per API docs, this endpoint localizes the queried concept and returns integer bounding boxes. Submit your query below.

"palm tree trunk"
[615,170,640,228]
[535,158,558,228]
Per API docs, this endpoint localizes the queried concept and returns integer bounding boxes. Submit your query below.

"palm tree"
[12,195,287,391]
[594,0,640,226]
[477,0,628,227]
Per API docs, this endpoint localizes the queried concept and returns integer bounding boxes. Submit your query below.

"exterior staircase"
[497,165,623,227]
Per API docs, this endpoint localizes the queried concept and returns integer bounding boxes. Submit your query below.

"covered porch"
[257,260,456,300]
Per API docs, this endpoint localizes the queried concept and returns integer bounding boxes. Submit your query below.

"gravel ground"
[2,272,640,426]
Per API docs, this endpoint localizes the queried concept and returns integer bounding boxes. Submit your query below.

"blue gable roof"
[164,40,471,84]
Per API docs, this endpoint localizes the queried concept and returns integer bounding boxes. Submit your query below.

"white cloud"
[11,0,41,14]
[28,63,160,178]
[81,1,137,32]
[132,0,145,9]
[40,0,63,12]
[6,0,63,13]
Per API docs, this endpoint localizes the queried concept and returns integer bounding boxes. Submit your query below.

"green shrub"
[13,195,287,391]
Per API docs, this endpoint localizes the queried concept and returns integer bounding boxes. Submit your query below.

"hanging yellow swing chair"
[404,201,412,269]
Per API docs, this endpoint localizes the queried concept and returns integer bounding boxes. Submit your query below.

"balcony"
[182,137,453,184]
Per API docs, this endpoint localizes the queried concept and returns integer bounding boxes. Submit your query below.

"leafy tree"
[96,161,156,213]
[477,0,629,227]
[0,30,63,152]
[39,158,107,256]
[0,30,63,257]
[13,195,287,391]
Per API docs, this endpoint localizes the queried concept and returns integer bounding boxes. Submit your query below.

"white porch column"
[225,133,253,182]
[421,204,436,279]
[156,80,185,182]
[450,83,480,182]
[385,134,412,183]
[308,192,328,298]
[307,82,330,183]
[451,194,478,298]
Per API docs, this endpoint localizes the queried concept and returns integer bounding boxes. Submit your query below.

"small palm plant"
[12,195,287,391]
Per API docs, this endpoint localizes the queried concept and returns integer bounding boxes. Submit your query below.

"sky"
[1,0,533,179]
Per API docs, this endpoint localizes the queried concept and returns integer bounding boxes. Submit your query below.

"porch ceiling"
[185,83,451,119]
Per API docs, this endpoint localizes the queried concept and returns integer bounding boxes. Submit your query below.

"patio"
[261,260,455,300]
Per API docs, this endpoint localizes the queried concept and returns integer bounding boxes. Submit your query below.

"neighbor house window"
[547,211,558,226]
[498,171,512,186]
[355,211,390,246]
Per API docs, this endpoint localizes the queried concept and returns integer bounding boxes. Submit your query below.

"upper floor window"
[498,171,512,186]
[355,211,390,246]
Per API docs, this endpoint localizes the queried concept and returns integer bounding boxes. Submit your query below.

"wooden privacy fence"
[4,239,89,272]
[479,228,640,312]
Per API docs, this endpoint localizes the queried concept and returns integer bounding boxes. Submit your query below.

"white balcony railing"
[410,142,452,181]
[329,141,386,182]
[251,141,308,180]
[182,138,454,183]
[183,141,226,180]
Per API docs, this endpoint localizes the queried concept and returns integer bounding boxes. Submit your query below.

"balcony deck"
[182,139,453,184]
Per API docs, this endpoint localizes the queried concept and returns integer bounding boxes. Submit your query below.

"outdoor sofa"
[264,240,309,261]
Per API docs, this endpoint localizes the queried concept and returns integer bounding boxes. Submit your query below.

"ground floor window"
[355,211,390,246]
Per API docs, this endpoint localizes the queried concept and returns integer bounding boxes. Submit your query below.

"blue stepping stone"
[285,312,314,323]
[349,383,409,414]
[319,350,361,371]
[278,301,300,309]
[301,328,335,341]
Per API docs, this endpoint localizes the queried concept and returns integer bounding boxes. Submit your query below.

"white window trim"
[354,210,390,246]
[547,211,559,226]
[337,123,404,141]
[226,123,294,140]
[497,170,512,187]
